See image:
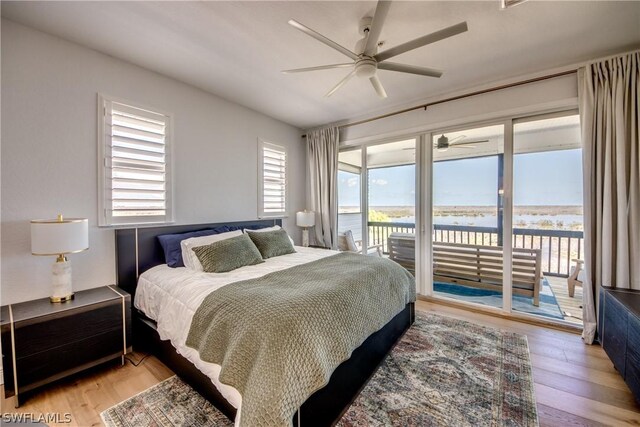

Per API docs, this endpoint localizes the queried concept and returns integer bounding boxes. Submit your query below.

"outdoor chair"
[338,230,383,256]
[567,258,584,298]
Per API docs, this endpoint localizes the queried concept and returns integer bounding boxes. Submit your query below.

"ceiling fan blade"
[446,135,466,143]
[288,20,359,61]
[450,145,477,149]
[369,75,388,98]
[282,63,354,73]
[374,21,468,63]
[453,139,489,145]
[325,69,357,97]
[377,62,443,78]
[363,1,392,56]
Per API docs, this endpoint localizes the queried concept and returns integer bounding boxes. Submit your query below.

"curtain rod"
[301,68,577,138]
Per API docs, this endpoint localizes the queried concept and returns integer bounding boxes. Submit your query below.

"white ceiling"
[3,1,639,129]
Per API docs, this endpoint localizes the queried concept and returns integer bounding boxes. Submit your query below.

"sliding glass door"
[337,140,417,268]
[431,125,505,310]
[338,108,582,327]
[366,139,416,271]
[511,113,583,325]
[338,149,363,251]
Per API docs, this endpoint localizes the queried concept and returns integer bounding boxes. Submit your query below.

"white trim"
[360,147,367,255]
[503,119,514,313]
[422,132,433,297]
[414,135,425,296]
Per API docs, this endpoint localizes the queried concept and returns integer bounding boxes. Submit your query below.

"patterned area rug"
[100,376,233,427]
[101,312,538,427]
[337,312,538,426]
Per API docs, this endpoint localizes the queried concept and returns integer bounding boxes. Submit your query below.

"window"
[98,94,173,226]
[258,140,287,218]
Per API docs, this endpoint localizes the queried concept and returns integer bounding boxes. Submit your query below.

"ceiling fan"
[282,0,468,98]
[434,134,489,151]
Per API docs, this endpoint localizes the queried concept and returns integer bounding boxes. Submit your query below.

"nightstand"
[1,286,132,407]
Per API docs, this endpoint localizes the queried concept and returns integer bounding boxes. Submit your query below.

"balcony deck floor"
[545,275,583,326]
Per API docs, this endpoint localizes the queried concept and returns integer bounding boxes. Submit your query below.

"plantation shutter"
[259,141,287,217]
[100,96,173,225]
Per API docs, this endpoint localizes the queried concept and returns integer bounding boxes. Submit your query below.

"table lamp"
[296,210,315,247]
[31,215,89,303]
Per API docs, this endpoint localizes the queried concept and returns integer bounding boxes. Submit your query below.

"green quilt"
[186,252,416,427]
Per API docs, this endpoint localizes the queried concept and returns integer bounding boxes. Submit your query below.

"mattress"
[134,246,339,420]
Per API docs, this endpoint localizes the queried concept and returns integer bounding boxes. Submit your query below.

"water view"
[362,205,583,231]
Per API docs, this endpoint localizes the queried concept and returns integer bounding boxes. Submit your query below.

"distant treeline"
[340,205,583,217]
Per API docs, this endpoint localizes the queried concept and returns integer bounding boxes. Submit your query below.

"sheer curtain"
[307,127,339,249]
[578,51,640,344]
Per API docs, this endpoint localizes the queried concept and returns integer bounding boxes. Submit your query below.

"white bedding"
[134,246,338,417]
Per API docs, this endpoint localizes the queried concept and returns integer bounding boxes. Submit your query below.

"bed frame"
[115,219,415,427]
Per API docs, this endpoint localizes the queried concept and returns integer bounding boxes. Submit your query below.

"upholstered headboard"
[115,219,282,300]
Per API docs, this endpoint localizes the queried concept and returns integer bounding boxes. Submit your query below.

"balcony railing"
[367,221,584,277]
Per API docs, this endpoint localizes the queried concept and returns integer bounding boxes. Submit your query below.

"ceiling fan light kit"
[283,0,468,99]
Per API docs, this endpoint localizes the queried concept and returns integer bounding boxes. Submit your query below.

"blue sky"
[338,149,583,207]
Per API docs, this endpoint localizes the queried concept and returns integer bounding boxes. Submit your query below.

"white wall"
[1,19,305,304]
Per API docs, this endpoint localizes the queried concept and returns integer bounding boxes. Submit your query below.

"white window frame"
[98,94,174,226]
[257,139,288,218]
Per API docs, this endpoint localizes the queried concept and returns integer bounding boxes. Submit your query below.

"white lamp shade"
[31,218,89,256]
[296,211,315,227]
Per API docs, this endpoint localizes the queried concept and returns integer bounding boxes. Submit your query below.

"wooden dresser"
[1,286,131,406]
[599,286,640,403]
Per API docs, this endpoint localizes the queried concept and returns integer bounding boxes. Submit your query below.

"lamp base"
[51,257,74,304]
[302,228,310,247]
[50,293,74,303]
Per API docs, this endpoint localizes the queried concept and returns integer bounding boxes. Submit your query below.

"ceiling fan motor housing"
[437,135,450,151]
[355,58,377,78]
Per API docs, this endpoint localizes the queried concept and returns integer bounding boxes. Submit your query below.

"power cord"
[124,353,152,367]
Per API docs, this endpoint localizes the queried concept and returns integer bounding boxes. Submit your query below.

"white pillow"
[244,225,295,245]
[181,230,243,271]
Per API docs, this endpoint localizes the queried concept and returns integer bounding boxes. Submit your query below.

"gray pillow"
[192,234,264,273]
[246,228,296,259]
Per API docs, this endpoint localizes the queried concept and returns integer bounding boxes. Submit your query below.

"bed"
[115,219,415,427]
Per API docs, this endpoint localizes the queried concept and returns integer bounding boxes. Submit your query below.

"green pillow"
[246,229,296,259]
[192,234,264,273]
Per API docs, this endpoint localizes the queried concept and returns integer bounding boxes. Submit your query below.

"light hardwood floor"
[2,300,638,426]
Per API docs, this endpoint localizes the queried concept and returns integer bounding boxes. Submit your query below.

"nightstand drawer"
[17,329,123,390]
[14,302,122,356]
